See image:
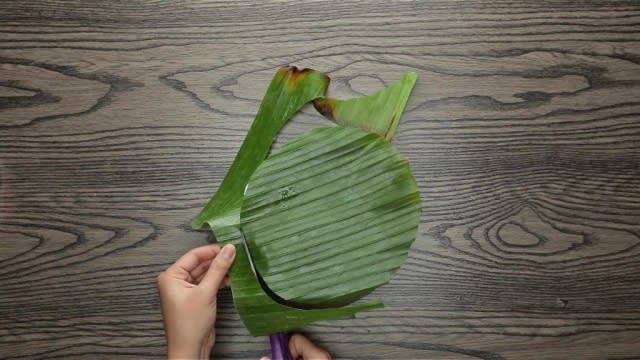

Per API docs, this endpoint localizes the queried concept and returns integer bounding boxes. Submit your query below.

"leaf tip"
[401,71,418,85]
[279,65,329,92]
[191,217,204,229]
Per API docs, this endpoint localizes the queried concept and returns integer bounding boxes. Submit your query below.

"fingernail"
[221,244,235,260]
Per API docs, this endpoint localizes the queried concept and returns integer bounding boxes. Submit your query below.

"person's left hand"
[157,243,236,359]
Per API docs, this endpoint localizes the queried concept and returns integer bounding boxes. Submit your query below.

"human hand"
[157,243,236,359]
[260,334,332,360]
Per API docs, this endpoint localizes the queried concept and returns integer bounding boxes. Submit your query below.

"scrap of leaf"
[313,72,417,140]
[191,66,330,230]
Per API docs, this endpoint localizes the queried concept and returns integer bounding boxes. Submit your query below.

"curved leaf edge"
[213,225,384,336]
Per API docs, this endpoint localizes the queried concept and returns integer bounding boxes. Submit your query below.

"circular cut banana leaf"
[240,126,421,307]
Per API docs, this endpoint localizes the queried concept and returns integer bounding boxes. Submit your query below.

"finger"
[200,244,235,295]
[289,334,331,360]
[195,270,208,284]
[202,274,230,288]
[260,357,270,360]
[190,260,212,281]
[169,244,220,274]
[195,267,228,286]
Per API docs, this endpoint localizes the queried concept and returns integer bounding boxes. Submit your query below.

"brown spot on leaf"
[279,65,315,87]
[277,66,329,95]
[313,98,335,120]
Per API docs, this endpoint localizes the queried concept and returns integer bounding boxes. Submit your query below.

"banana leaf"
[192,66,420,336]
[191,67,330,230]
[314,72,417,140]
[241,126,421,307]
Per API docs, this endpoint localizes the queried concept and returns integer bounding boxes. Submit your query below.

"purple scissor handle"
[239,229,305,360]
[269,332,292,360]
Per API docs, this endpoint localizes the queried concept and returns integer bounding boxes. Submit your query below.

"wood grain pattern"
[1,1,640,359]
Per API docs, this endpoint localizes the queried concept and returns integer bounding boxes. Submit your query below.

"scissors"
[239,228,292,360]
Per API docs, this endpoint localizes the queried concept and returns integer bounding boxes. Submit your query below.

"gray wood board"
[1,1,640,359]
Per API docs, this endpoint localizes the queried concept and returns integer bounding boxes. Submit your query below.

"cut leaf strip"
[192,66,329,229]
[313,72,417,140]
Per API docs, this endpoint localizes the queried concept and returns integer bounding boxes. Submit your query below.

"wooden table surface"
[2,1,640,359]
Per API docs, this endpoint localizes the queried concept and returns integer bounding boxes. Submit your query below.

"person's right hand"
[260,334,331,360]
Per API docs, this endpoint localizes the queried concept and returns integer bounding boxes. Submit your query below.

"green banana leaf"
[191,67,330,230]
[241,126,421,307]
[314,72,417,140]
[192,66,420,336]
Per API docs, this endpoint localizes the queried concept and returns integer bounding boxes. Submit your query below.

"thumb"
[200,244,235,296]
